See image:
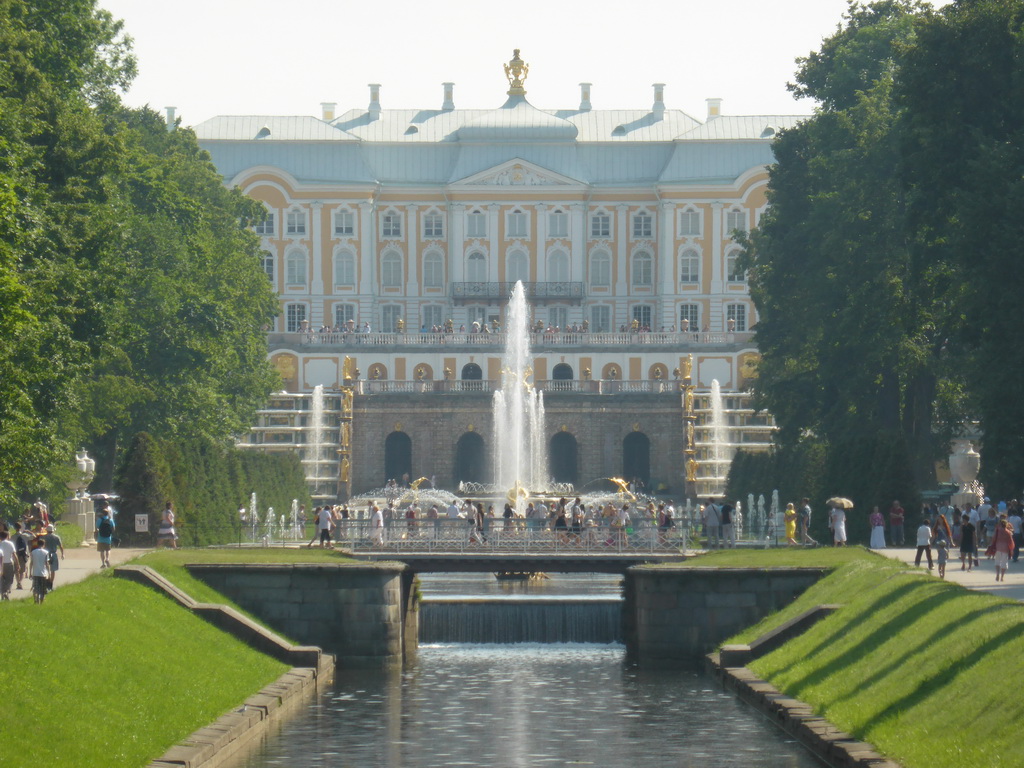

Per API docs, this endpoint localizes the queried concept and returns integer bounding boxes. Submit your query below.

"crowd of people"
[0,502,65,603]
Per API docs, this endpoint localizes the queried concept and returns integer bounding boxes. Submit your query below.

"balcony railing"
[451,281,584,301]
[354,379,686,395]
[268,331,755,349]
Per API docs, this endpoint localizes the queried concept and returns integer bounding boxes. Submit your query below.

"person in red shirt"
[889,500,906,546]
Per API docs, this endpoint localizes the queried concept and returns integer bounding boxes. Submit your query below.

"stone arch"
[455,432,487,485]
[368,363,388,380]
[549,431,578,485]
[622,432,651,491]
[648,363,669,381]
[602,363,621,380]
[551,363,574,381]
[413,363,433,381]
[461,363,483,380]
[384,432,412,485]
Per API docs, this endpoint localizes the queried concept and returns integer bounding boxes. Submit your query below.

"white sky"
[99,0,944,127]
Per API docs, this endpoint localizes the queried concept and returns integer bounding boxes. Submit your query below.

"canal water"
[230,574,824,768]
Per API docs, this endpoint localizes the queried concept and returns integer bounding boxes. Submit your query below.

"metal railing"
[268,331,755,349]
[451,281,585,301]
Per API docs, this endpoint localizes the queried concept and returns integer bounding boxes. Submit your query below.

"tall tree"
[899,0,1024,496]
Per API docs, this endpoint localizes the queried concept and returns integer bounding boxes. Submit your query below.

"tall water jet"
[307,384,325,496]
[493,282,550,503]
[701,379,733,497]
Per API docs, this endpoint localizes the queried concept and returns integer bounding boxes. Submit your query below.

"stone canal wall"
[187,562,413,669]
[625,566,828,664]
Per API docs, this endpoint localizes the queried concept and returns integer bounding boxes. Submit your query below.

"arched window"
[678,206,701,237]
[507,250,528,283]
[467,251,487,282]
[461,363,483,380]
[381,209,402,239]
[725,207,747,236]
[680,248,699,284]
[384,432,412,485]
[333,249,355,288]
[285,207,306,237]
[590,250,611,287]
[285,250,307,285]
[261,251,275,282]
[551,363,574,380]
[466,208,487,238]
[631,251,652,287]
[506,208,528,238]
[423,251,444,288]
[548,249,569,282]
[726,249,746,283]
[590,210,611,239]
[381,251,402,287]
[333,207,355,237]
[632,210,652,239]
[548,209,568,238]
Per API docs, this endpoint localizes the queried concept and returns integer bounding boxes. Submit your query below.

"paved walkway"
[7,546,147,601]
[875,545,1024,601]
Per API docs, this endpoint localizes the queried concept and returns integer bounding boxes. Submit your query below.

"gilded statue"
[342,389,353,415]
[340,457,350,483]
[686,421,695,447]
[340,422,350,447]
[684,388,694,415]
[681,354,693,381]
[504,49,529,95]
[686,458,699,482]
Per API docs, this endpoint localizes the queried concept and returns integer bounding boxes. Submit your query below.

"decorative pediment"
[453,159,583,188]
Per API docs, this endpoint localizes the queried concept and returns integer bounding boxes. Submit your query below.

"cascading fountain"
[305,384,325,498]
[249,492,259,542]
[696,379,734,498]
[492,281,551,508]
[290,499,300,540]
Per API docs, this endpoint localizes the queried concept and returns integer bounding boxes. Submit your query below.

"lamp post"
[66,449,97,546]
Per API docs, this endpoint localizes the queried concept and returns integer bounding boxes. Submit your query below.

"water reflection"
[233,645,822,768]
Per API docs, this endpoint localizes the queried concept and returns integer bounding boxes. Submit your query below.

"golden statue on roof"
[504,49,529,96]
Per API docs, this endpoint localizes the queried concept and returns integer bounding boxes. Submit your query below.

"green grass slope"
[0,574,288,768]
[727,554,1024,768]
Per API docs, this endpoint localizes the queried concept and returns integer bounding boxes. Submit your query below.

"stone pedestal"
[65,496,96,546]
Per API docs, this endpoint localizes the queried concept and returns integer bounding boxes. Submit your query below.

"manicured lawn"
[0,573,287,768]
[675,544,876,569]
[728,556,1024,768]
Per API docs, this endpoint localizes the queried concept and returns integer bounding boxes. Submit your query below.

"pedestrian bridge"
[341,518,690,573]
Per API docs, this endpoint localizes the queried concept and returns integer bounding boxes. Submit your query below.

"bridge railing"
[331,517,693,553]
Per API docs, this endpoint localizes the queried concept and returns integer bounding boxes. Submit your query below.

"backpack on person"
[720,505,733,525]
[97,517,113,539]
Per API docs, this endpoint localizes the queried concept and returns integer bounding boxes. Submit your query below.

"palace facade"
[194,52,797,500]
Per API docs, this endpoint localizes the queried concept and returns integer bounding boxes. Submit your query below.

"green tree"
[899,0,1024,496]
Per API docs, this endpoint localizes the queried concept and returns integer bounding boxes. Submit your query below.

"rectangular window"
[680,251,699,283]
[467,211,487,238]
[590,305,611,333]
[334,304,356,329]
[382,305,402,333]
[632,305,652,329]
[333,210,354,236]
[549,307,568,330]
[285,303,307,332]
[261,252,275,282]
[255,213,275,236]
[423,213,444,238]
[548,211,568,238]
[633,212,653,239]
[382,213,402,238]
[726,210,747,235]
[679,210,701,236]
[679,304,699,332]
[422,305,443,329]
[591,213,610,239]
[726,252,746,283]
[507,211,528,238]
[286,210,306,236]
[727,304,747,332]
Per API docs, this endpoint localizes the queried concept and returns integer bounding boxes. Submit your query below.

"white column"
[658,200,675,328]
[448,203,465,282]
[710,201,725,330]
[534,203,548,282]
[309,201,324,325]
[358,202,376,313]
[616,204,630,327]
[570,203,585,281]
[488,204,501,282]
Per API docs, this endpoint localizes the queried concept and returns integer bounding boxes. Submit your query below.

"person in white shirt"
[914,519,934,569]
[0,531,17,600]
[28,537,51,603]
[371,505,385,546]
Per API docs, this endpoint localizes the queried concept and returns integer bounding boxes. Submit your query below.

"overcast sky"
[99,0,946,127]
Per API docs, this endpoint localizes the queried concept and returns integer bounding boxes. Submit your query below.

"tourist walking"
[371,504,385,547]
[784,503,798,546]
[987,518,1015,582]
[829,504,847,546]
[721,502,736,548]
[869,506,886,549]
[959,514,978,571]
[0,530,16,600]
[1008,503,1023,563]
[933,515,952,579]
[799,498,817,545]
[914,518,934,569]
[703,499,722,549]
[95,506,115,568]
[28,537,51,604]
[42,524,63,591]
[157,502,178,549]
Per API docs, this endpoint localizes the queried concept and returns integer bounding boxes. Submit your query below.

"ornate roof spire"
[504,49,529,96]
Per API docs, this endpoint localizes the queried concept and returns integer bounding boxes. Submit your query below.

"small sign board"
[135,514,149,533]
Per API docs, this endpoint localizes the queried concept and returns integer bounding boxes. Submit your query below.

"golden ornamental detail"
[504,49,529,96]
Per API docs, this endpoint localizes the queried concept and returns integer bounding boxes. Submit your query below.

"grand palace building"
[194,52,796,501]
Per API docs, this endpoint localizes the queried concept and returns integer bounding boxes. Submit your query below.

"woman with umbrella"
[827,497,853,547]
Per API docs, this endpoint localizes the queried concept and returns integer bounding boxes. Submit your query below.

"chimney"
[442,82,455,111]
[368,84,381,120]
[652,83,665,119]
[706,97,722,120]
[164,106,176,131]
[579,82,592,112]
[321,102,336,121]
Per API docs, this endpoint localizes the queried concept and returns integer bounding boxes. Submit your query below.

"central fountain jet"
[492,282,551,506]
